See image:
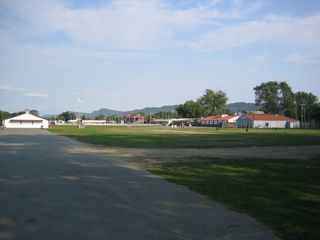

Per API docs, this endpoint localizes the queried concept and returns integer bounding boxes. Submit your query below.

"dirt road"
[0,129,278,240]
[66,144,320,166]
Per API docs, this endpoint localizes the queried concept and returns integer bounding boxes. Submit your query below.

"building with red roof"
[200,114,239,127]
[122,114,144,124]
[236,112,300,128]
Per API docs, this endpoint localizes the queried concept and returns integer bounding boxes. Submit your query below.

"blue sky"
[1,0,320,115]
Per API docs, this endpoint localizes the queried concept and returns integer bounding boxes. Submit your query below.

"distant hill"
[89,103,255,117]
[127,105,178,115]
[42,102,256,119]
[88,105,178,118]
[226,102,256,112]
[90,108,125,117]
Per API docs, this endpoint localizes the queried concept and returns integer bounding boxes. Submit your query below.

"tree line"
[254,81,320,126]
[175,82,320,126]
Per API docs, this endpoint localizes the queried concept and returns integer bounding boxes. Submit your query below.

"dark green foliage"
[58,111,76,121]
[279,82,296,118]
[95,114,106,120]
[296,91,319,123]
[29,109,39,116]
[254,81,296,117]
[176,89,228,117]
[311,103,320,123]
[0,110,10,125]
[176,100,204,118]
[198,89,228,116]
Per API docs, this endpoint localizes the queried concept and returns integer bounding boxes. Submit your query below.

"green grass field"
[48,125,320,148]
[149,158,320,240]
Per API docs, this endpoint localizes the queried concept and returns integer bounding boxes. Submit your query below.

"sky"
[1,0,320,115]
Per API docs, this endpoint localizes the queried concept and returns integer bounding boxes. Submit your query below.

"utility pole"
[300,103,306,128]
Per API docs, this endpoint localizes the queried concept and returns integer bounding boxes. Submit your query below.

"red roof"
[247,113,299,122]
[202,115,236,121]
[214,116,236,121]
[202,116,217,120]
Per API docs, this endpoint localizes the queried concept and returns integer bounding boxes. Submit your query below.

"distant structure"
[200,114,239,127]
[3,111,49,129]
[122,114,144,124]
[236,112,300,128]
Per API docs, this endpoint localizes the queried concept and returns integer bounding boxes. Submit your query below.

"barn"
[3,111,49,129]
[236,113,300,128]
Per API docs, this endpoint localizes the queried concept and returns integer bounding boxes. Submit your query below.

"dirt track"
[66,144,320,167]
[1,129,279,240]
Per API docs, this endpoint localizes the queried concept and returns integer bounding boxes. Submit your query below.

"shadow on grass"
[149,158,320,240]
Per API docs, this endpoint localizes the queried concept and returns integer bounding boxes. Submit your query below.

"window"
[265,122,269,127]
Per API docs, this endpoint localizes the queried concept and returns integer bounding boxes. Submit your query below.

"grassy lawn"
[48,125,320,148]
[148,158,320,240]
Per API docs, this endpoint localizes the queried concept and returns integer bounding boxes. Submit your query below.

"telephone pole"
[300,103,306,128]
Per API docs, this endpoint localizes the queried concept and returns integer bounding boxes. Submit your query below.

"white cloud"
[194,14,320,52]
[1,0,319,65]
[25,92,49,97]
[0,85,25,92]
[0,0,265,49]
[284,53,320,64]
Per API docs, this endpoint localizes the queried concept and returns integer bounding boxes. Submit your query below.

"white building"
[200,114,239,127]
[3,112,49,129]
[236,113,300,128]
[82,120,106,126]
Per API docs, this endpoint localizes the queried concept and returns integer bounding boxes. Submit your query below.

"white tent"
[4,112,49,129]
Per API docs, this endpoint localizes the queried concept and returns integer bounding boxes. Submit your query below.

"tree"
[58,111,76,122]
[176,100,204,118]
[10,111,25,118]
[279,82,296,118]
[311,103,320,125]
[254,81,279,114]
[95,114,106,120]
[254,81,296,117]
[296,91,318,123]
[30,109,39,116]
[106,115,119,122]
[198,89,227,116]
[0,110,10,125]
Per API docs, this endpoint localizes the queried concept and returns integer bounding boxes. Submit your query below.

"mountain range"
[90,102,256,117]
[42,102,256,118]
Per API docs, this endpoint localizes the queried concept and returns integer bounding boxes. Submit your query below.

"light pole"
[77,98,83,123]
